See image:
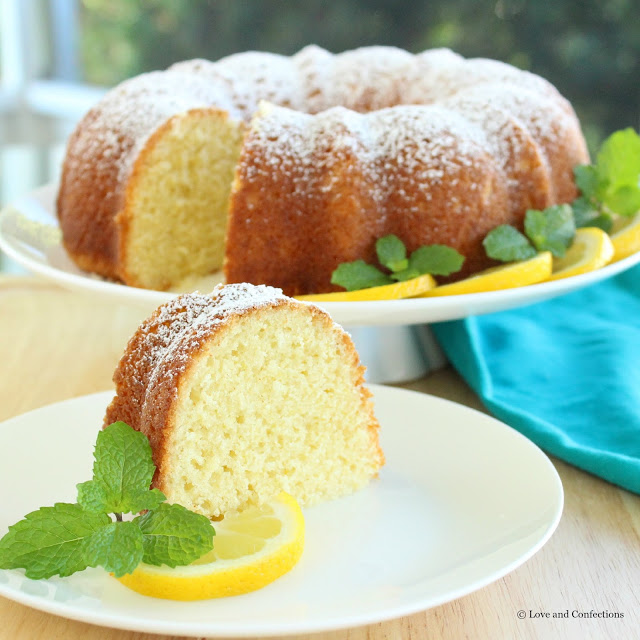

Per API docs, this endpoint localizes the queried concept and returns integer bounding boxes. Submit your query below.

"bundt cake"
[104,282,384,518]
[57,45,589,294]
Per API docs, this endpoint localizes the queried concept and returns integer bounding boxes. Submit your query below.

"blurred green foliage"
[79,0,639,154]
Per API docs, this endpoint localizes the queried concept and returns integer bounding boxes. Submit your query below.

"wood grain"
[1,276,638,640]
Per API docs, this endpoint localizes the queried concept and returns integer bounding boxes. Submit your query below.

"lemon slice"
[116,492,304,600]
[419,251,552,297]
[609,211,640,262]
[548,227,614,281]
[296,272,436,301]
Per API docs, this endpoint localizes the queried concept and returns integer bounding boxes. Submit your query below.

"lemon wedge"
[609,212,640,262]
[116,492,304,600]
[418,251,552,296]
[548,227,614,281]
[296,272,436,301]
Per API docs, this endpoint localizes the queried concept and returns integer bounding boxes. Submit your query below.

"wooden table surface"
[1,275,639,640]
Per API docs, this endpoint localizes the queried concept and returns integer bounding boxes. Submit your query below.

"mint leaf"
[331,260,393,291]
[572,197,613,232]
[83,421,163,515]
[135,503,215,568]
[483,225,537,262]
[405,245,465,277]
[82,521,144,578]
[524,205,575,257]
[124,488,166,512]
[574,164,599,200]
[76,479,109,512]
[596,128,640,193]
[595,128,640,217]
[376,235,408,272]
[0,503,110,579]
[603,185,640,217]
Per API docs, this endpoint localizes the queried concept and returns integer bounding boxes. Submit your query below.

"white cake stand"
[3,183,640,382]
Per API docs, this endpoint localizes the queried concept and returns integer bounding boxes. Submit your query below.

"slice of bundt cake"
[57,72,245,291]
[104,283,384,518]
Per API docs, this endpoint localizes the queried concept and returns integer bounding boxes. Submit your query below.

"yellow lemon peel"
[609,212,640,262]
[116,492,304,600]
[419,251,553,297]
[296,272,436,301]
[548,227,614,281]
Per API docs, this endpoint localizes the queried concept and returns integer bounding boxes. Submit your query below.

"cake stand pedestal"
[346,325,447,383]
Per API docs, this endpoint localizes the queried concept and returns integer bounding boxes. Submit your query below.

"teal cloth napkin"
[432,264,640,494]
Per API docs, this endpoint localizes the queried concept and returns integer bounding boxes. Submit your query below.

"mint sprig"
[0,422,215,580]
[331,260,393,291]
[482,225,537,262]
[484,205,576,262]
[574,127,640,226]
[595,128,640,216]
[376,235,409,272]
[331,235,464,291]
[524,204,576,257]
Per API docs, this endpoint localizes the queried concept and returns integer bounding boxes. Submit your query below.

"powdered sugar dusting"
[138,284,287,396]
[209,282,287,313]
[315,46,416,111]
[172,52,303,119]
[64,44,575,200]
[243,101,495,207]
[66,70,241,185]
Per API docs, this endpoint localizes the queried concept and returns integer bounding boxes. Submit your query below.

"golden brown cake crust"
[225,105,514,291]
[56,105,128,280]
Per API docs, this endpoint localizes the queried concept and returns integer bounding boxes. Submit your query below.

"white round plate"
[0,386,562,637]
[3,183,636,326]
